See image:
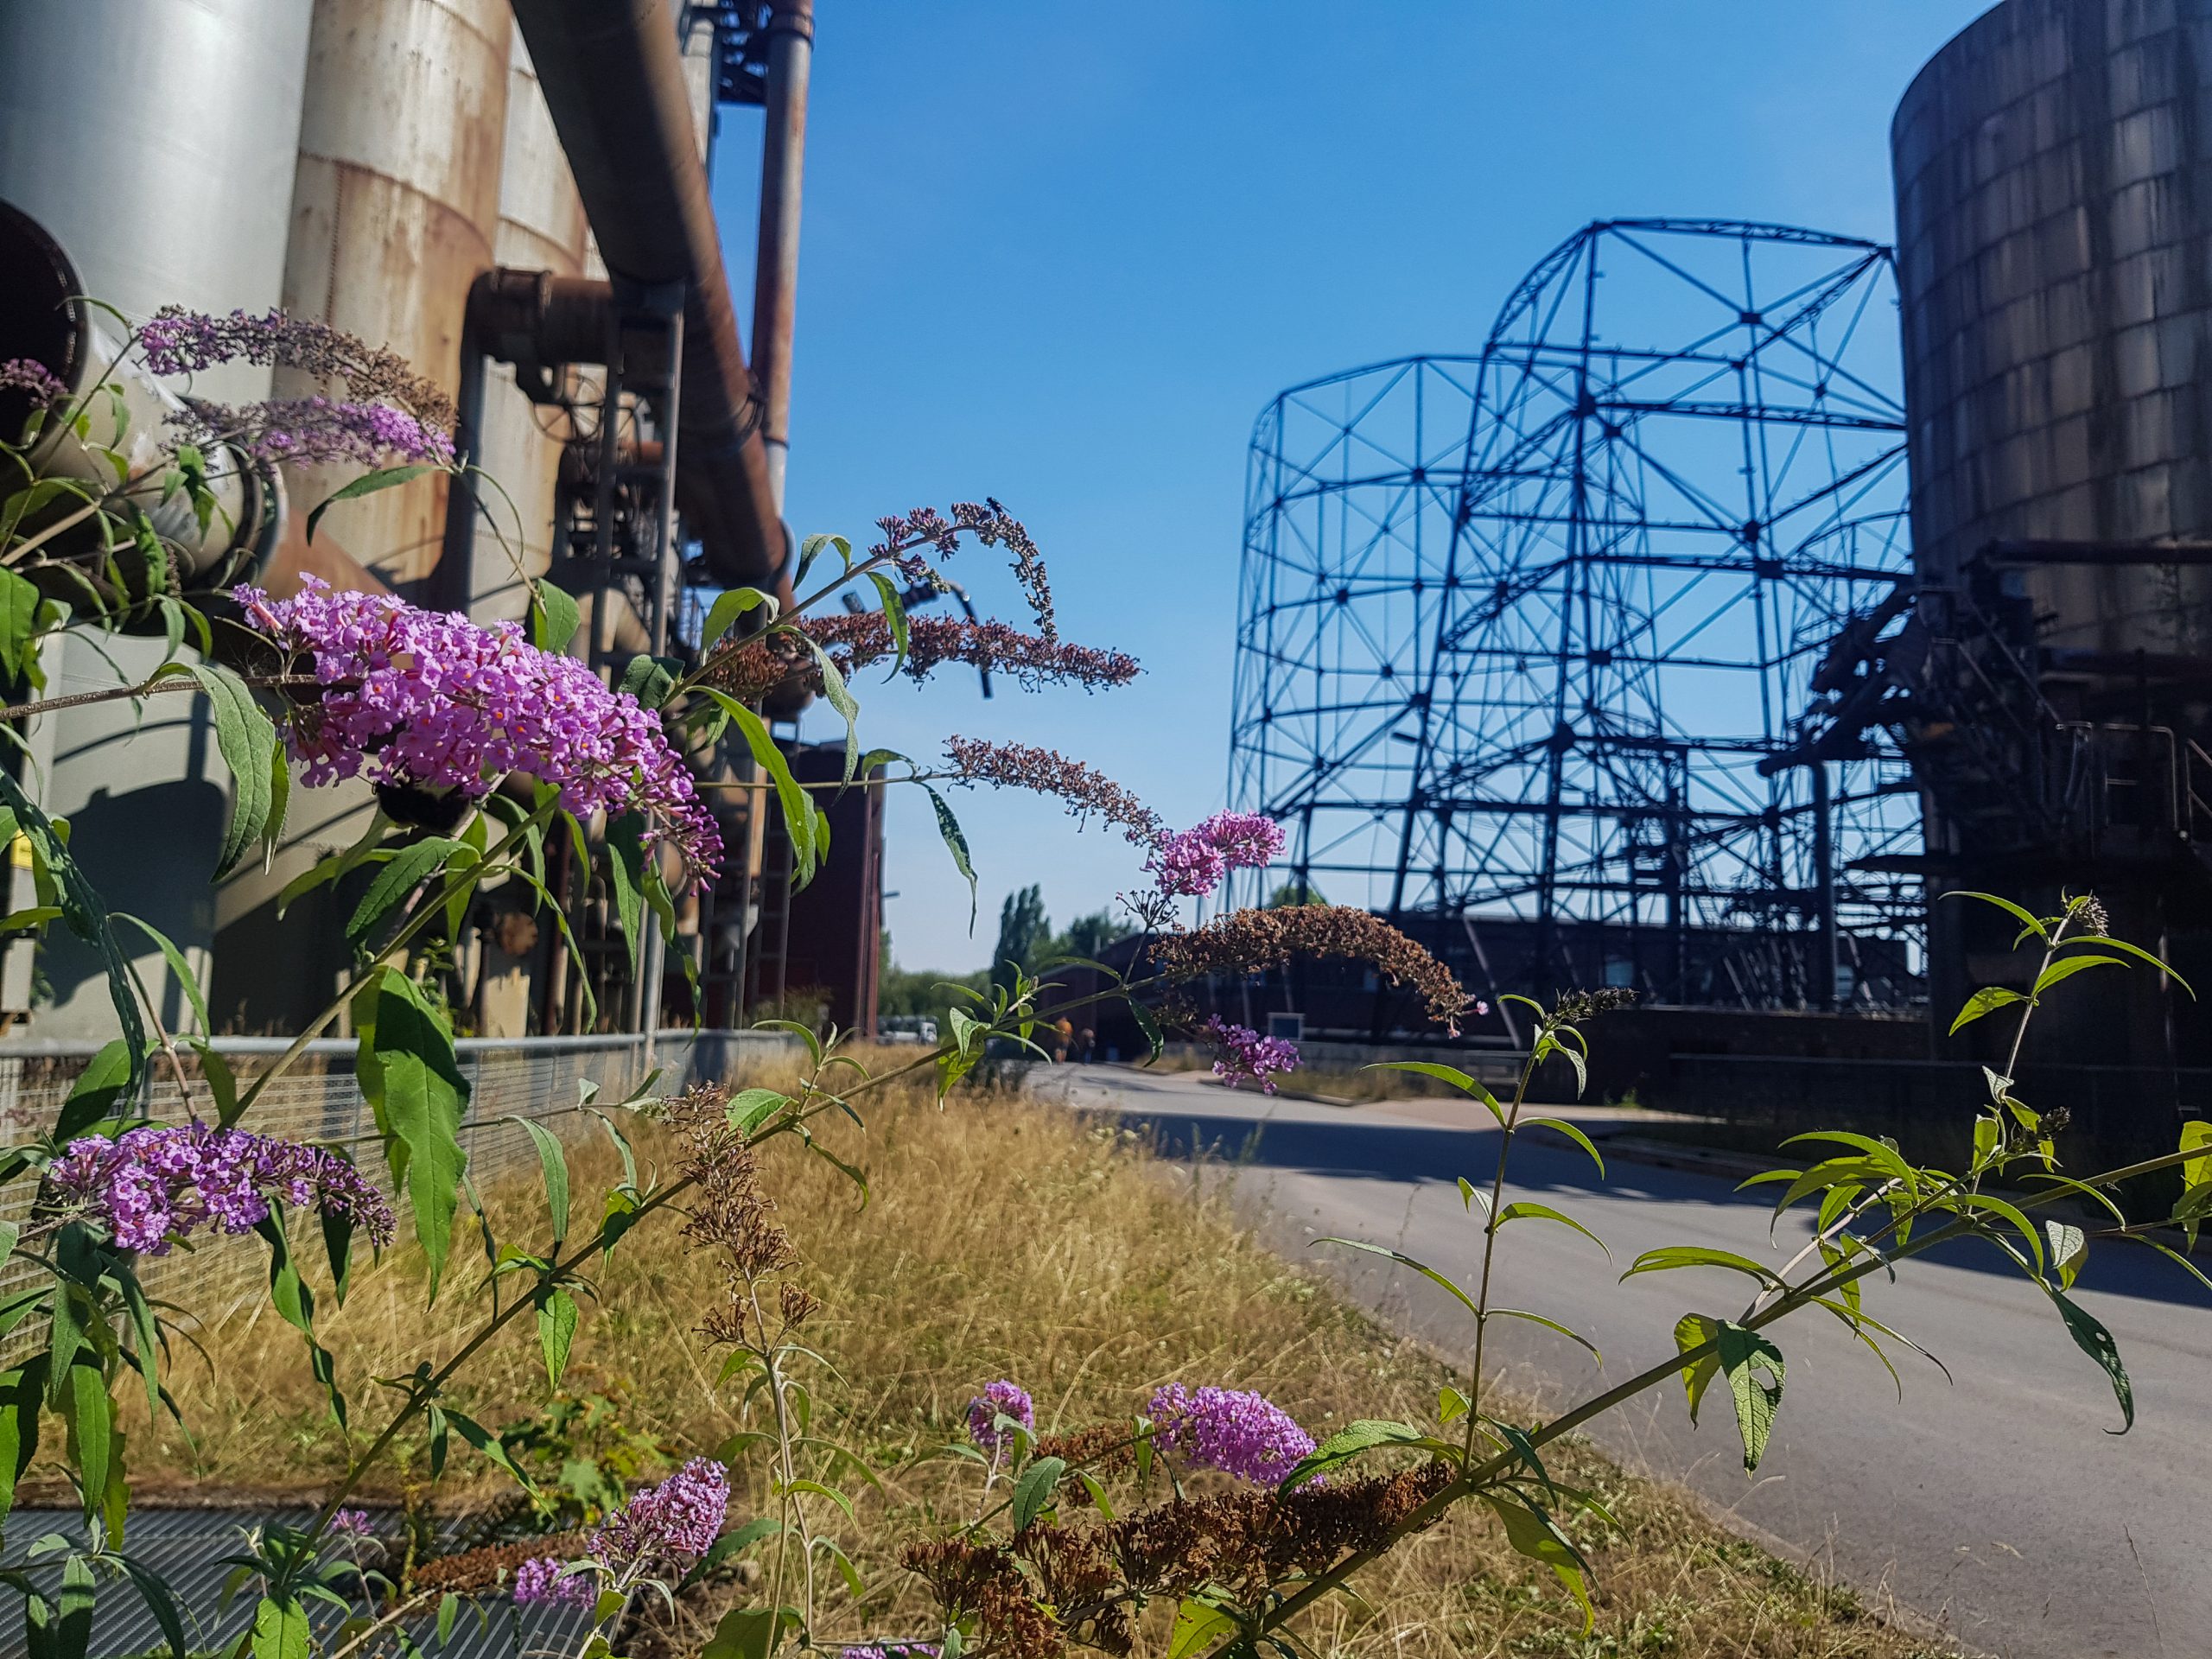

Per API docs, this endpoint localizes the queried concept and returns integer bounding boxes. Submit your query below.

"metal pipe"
[752,0,814,512]
[510,0,788,592]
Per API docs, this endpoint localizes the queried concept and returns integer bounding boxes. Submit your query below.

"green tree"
[990,884,1052,997]
[1053,907,1124,962]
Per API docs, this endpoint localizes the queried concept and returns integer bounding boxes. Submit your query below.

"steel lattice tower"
[1228,219,1924,1013]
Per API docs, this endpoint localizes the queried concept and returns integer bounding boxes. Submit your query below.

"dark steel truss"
[1227,220,1926,1011]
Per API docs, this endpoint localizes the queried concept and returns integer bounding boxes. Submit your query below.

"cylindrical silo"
[277,0,513,590]
[468,26,593,628]
[1894,0,2212,654]
[0,0,313,1040]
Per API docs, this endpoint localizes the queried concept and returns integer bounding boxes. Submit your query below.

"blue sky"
[709,1,1993,973]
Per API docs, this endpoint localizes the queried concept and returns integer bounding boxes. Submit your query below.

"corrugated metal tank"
[1894,0,2212,654]
[470,27,592,626]
[277,0,512,589]
[0,0,314,1038]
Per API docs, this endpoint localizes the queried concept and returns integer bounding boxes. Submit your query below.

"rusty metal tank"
[469,25,592,625]
[1894,0,2212,655]
[277,0,514,589]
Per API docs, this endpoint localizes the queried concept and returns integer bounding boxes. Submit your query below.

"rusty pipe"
[508,0,786,594]
[752,0,812,512]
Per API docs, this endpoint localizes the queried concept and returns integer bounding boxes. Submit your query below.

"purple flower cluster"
[966,1380,1035,1456]
[588,1457,729,1573]
[842,1647,941,1658]
[512,1555,596,1608]
[45,1123,394,1256]
[1202,1018,1300,1094]
[1147,811,1287,899]
[137,307,458,429]
[328,1508,375,1538]
[0,358,67,407]
[182,395,455,467]
[1146,1383,1315,1485]
[237,579,721,884]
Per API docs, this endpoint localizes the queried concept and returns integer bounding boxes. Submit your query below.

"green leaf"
[706,690,817,887]
[1496,1201,1609,1259]
[1478,1492,1594,1634]
[922,785,977,930]
[701,586,777,650]
[1622,1245,1784,1290]
[0,1358,45,1524]
[60,1366,110,1529]
[2032,953,2127,996]
[792,632,862,785]
[1948,985,2025,1036]
[111,912,213,1036]
[508,1115,571,1243]
[604,811,646,973]
[1673,1313,1720,1423]
[0,568,62,691]
[1167,1599,1239,1659]
[1490,1306,1601,1361]
[445,1408,537,1490]
[702,1605,799,1659]
[2052,1290,2132,1433]
[1313,1236,1482,1323]
[1279,1419,1427,1491]
[253,1216,344,1427]
[617,653,680,710]
[1717,1323,1784,1473]
[726,1087,790,1137]
[2064,935,2195,997]
[304,463,438,543]
[114,1551,190,1659]
[1129,998,1163,1063]
[1942,888,2050,942]
[1524,1116,1606,1178]
[187,663,279,876]
[537,1287,579,1389]
[0,769,143,1090]
[357,970,471,1299]
[55,1038,137,1139]
[2180,1120,2212,1192]
[1367,1059,1503,1122]
[2045,1220,2088,1290]
[529,582,581,655]
[864,572,910,676]
[678,1517,783,1592]
[346,836,467,947]
[1011,1454,1066,1532]
[249,1595,311,1659]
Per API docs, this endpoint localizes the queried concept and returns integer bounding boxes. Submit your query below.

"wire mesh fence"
[0,1028,799,1361]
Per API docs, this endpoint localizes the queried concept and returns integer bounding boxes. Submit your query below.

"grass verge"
[126,1058,1949,1658]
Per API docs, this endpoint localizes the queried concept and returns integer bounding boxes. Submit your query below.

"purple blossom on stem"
[512,1555,597,1608]
[45,1124,394,1256]
[588,1458,728,1574]
[328,1508,375,1538]
[966,1380,1035,1456]
[0,359,67,407]
[842,1647,941,1658]
[236,578,721,884]
[1146,1383,1316,1485]
[137,307,458,429]
[1146,810,1287,899]
[1201,1018,1300,1094]
[182,395,456,467]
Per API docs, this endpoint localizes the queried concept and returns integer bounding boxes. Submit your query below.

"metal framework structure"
[1228,219,1926,1011]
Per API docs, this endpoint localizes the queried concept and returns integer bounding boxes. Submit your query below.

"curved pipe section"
[510,0,787,594]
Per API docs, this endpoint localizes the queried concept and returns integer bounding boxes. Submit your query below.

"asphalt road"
[1028,1063,2212,1659]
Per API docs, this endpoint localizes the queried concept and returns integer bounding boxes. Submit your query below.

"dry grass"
[127,1055,1947,1659]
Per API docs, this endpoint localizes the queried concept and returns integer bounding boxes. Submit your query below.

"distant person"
[1053,1017,1074,1061]
[1077,1027,1096,1063]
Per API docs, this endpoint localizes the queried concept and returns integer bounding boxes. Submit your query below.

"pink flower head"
[1201,1018,1300,1094]
[235,578,721,885]
[513,1555,596,1607]
[966,1380,1034,1456]
[588,1458,728,1573]
[45,1124,394,1256]
[1147,811,1286,899]
[1146,1383,1315,1485]
[0,359,67,407]
[328,1508,375,1538]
